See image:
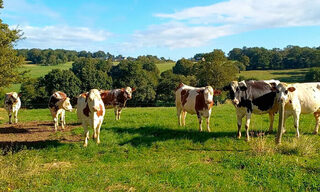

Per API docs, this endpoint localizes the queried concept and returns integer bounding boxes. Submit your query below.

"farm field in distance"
[3,61,309,93]
[0,105,320,191]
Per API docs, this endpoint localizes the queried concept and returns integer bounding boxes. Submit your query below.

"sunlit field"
[0,104,320,191]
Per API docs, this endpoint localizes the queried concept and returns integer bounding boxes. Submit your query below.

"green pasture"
[156,61,175,73]
[239,68,308,83]
[1,105,320,191]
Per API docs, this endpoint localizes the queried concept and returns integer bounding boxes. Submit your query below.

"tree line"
[16,49,173,66]
[19,50,237,108]
[225,46,320,70]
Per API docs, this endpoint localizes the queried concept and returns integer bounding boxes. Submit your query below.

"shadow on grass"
[110,125,235,147]
[0,127,28,134]
[0,140,63,155]
[271,70,307,82]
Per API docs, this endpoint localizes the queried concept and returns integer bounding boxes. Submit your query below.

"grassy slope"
[156,62,175,73]
[239,68,308,83]
[3,62,73,93]
[0,105,320,191]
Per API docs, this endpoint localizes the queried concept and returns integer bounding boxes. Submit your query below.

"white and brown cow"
[175,83,221,132]
[4,92,21,124]
[223,80,280,141]
[48,91,73,131]
[276,82,320,144]
[100,87,135,120]
[77,89,105,147]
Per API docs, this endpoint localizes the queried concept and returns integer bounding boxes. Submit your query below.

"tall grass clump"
[276,136,319,156]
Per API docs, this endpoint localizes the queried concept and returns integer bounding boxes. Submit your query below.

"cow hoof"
[83,143,88,147]
[313,131,318,135]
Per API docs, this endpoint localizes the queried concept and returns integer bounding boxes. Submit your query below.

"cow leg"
[313,112,320,134]
[96,120,103,144]
[245,113,252,141]
[293,111,301,138]
[61,110,66,130]
[268,112,274,133]
[14,110,18,123]
[236,113,244,139]
[114,108,119,120]
[83,124,89,147]
[8,113,12,124]
[54,116,59,131]
[117,108,122,120]
[206,117,211,132]
[197,113,203,132]
[182,111,187,126]
[177,108,182,126]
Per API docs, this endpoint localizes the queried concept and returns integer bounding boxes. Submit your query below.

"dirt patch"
[0,121,81,142]
[0,121,82,154]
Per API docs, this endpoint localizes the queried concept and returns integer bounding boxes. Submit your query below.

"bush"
[71,58,113,91]
[305,68,320,82]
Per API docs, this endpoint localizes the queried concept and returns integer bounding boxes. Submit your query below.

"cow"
[175,83,221,132]
[276,82,320,144]
[48,91,73,131]
[100,87,135,120]
[77,89,105,147]
[223,80,280,141]
[4,92,21,124]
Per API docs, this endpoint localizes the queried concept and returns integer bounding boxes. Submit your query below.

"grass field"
[1,104,320,191]
[156,62,175,73]
[239,68,308,83]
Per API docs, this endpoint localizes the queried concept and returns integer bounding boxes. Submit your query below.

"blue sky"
[2,0,320,60]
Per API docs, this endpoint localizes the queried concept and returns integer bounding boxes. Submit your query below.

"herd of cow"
[3,80,320,146]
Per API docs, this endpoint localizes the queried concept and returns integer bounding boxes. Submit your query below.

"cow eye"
[285,90,288,94]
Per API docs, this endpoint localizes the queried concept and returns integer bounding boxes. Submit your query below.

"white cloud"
[130,0,320,49]
[131,22,236,49]
[15,25,113,50]
[155,0,320,28]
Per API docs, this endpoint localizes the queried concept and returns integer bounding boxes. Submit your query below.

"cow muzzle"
[232,99,239,106]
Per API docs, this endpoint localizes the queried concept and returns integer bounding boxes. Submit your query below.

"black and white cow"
[223,80,280,141]
[4,92,21,124]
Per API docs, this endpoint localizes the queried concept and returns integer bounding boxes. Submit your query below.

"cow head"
[275,83,296,104]
[88,89,103,112]
[223,81,247,106]
[5,92,21,106]
[121,87,135,100]
[62,97,73,112]
[203,86,214,104]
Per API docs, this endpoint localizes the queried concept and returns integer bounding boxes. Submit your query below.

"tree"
[71,58,113,91]
[305,68,320,82]
[172,58,195,76]
[195,49,238,88]
[0,0,24,89]
[20,78,48,108]
[41,69,82,98]
[156,70,196,105]
[111,60,159,106]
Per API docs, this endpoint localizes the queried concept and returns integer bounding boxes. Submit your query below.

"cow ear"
[18,93,22,97]
[121,88,125,92]
[270,83,278,92]
[288,87,296,92]
[132,87,136,92]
